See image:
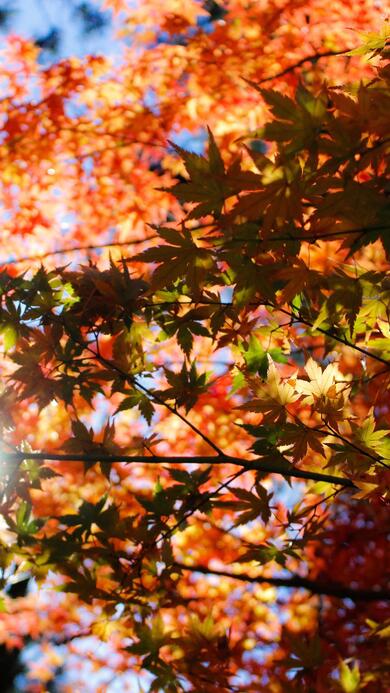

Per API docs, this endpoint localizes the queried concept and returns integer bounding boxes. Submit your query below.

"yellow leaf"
[339,660,360,692]
[240,358,299,422]
[91,619,120,641]
[295,358,350,425]
[353,480,377,499]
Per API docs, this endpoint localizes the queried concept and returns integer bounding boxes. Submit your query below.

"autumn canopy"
[0,1,389,691]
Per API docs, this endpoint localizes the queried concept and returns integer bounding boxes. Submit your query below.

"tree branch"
[159,467,248,542]
[141,298,390,368]
[63,326,226,456]
[2,452,355,487]
[3,224,387,267]
[1,235,158,266]
[174,562,390,602]
[218,224,390,244]
[281,307,390,368]
[249,49,349,86]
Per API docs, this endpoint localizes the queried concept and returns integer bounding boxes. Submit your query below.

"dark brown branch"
[1,235,158,266]
[248,49,349,86]
[141,298,390,368]
[2,452,355,487]
[3,224,387,267]
[281,307,390,368]
[61,326,226,457]
[159,467,248,542]
[217,224,389,244]
[323,423,390,470]
[174,562,390,602]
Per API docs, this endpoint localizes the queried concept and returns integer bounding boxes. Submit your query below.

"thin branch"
[216,224,390,244]
[3,223,387,268]
[248,49,349,86]
[281,306,390,368]
[324,422,390,470]
[141,298,390,368]
[63,327,225,456]
[1,235,158,266]
[2,452,356,487]
[159,467,248,542]
[174,562,390,602]
[134,378,225,456]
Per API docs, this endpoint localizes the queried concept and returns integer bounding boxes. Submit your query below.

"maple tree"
[0,1,389,691]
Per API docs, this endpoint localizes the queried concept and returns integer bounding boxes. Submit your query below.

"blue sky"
[5,0,119,59]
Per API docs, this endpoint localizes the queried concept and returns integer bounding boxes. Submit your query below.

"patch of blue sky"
[65,100,91,120]
[209,345,232,375]
[169,126,207,154]
[8,0,218,66]
[9,0,119,62]
[220,285,234,303]
[142,85,159,113]
[58,210,78,234]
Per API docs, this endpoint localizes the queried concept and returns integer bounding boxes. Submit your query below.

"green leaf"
[242,335,268,376]
[346,25,390,58]
[15,501,40,535]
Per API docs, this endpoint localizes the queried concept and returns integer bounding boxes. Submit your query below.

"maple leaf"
[257,85,327,153]
[296,358,345,399]
[239,541,299,567]
[115,389,155,424]
[351,410,390,462]
[347,24,390,58]
[156,305,212,358]
[239,359,299,422]
[230,482,273,526]
[278,423,326,462]
[157,361,209,413]
[167,129,260,218]
[228,156,305,232]
[241,421,325,463]
[312,274,363,336]
[282,632,323,671]
[338,660,361,693]
[276,258,323,305]
[91,619,121,642]
[366,318,390,359]
[134,226,215,294]
[296,358,350,427]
